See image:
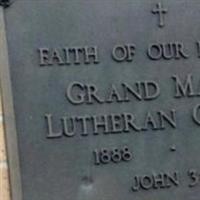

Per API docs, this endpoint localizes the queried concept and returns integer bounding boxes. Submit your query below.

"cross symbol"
[152,2,168,28]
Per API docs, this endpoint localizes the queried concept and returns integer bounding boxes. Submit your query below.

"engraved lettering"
[147,43,189,60]
[132,172,179,192]
[196,41,200,57]
[143,81,160,100]
[50,48,65,65]
[66,81,160,105]
[106,84,123,103]
[76,115,90,136]
[38,46,99,66]
[70,47,82,64]
[192,104,200,125]
[112,44,136,62]
[158,110,177,129]
[188,169,200,187]
[45,114,62,138]
[92,115,109,135]
[122,82,142,101]
[45,110,176,139]
[93,147,132,165]
[153,173,167,189]
[142,112,158,131]
[110,114,123,133]
[123,113,141,132]
[85,84,104,104]
[66,82,85,105]
[61,117,76,137]
[174,42,189,59]
[39,48,51,66]
[172,74,198,98]
[83,46,99,64]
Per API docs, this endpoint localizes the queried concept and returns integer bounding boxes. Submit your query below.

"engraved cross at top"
[152,2,168,28]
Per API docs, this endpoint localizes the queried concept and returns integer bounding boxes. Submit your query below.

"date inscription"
[93,147,132,165]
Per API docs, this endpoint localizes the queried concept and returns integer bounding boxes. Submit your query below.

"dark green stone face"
[3,0,200,200]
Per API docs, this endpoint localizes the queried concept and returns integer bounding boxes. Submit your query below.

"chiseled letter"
[38,48,51,66]
[45,114,62,138]
[66,82,85,105]
[193,104,200,125]
[172,74,196,98]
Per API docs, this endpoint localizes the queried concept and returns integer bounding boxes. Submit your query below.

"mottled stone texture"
[0,97,10,200]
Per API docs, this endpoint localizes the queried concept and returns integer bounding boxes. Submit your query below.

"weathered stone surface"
[2,1,200,200]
